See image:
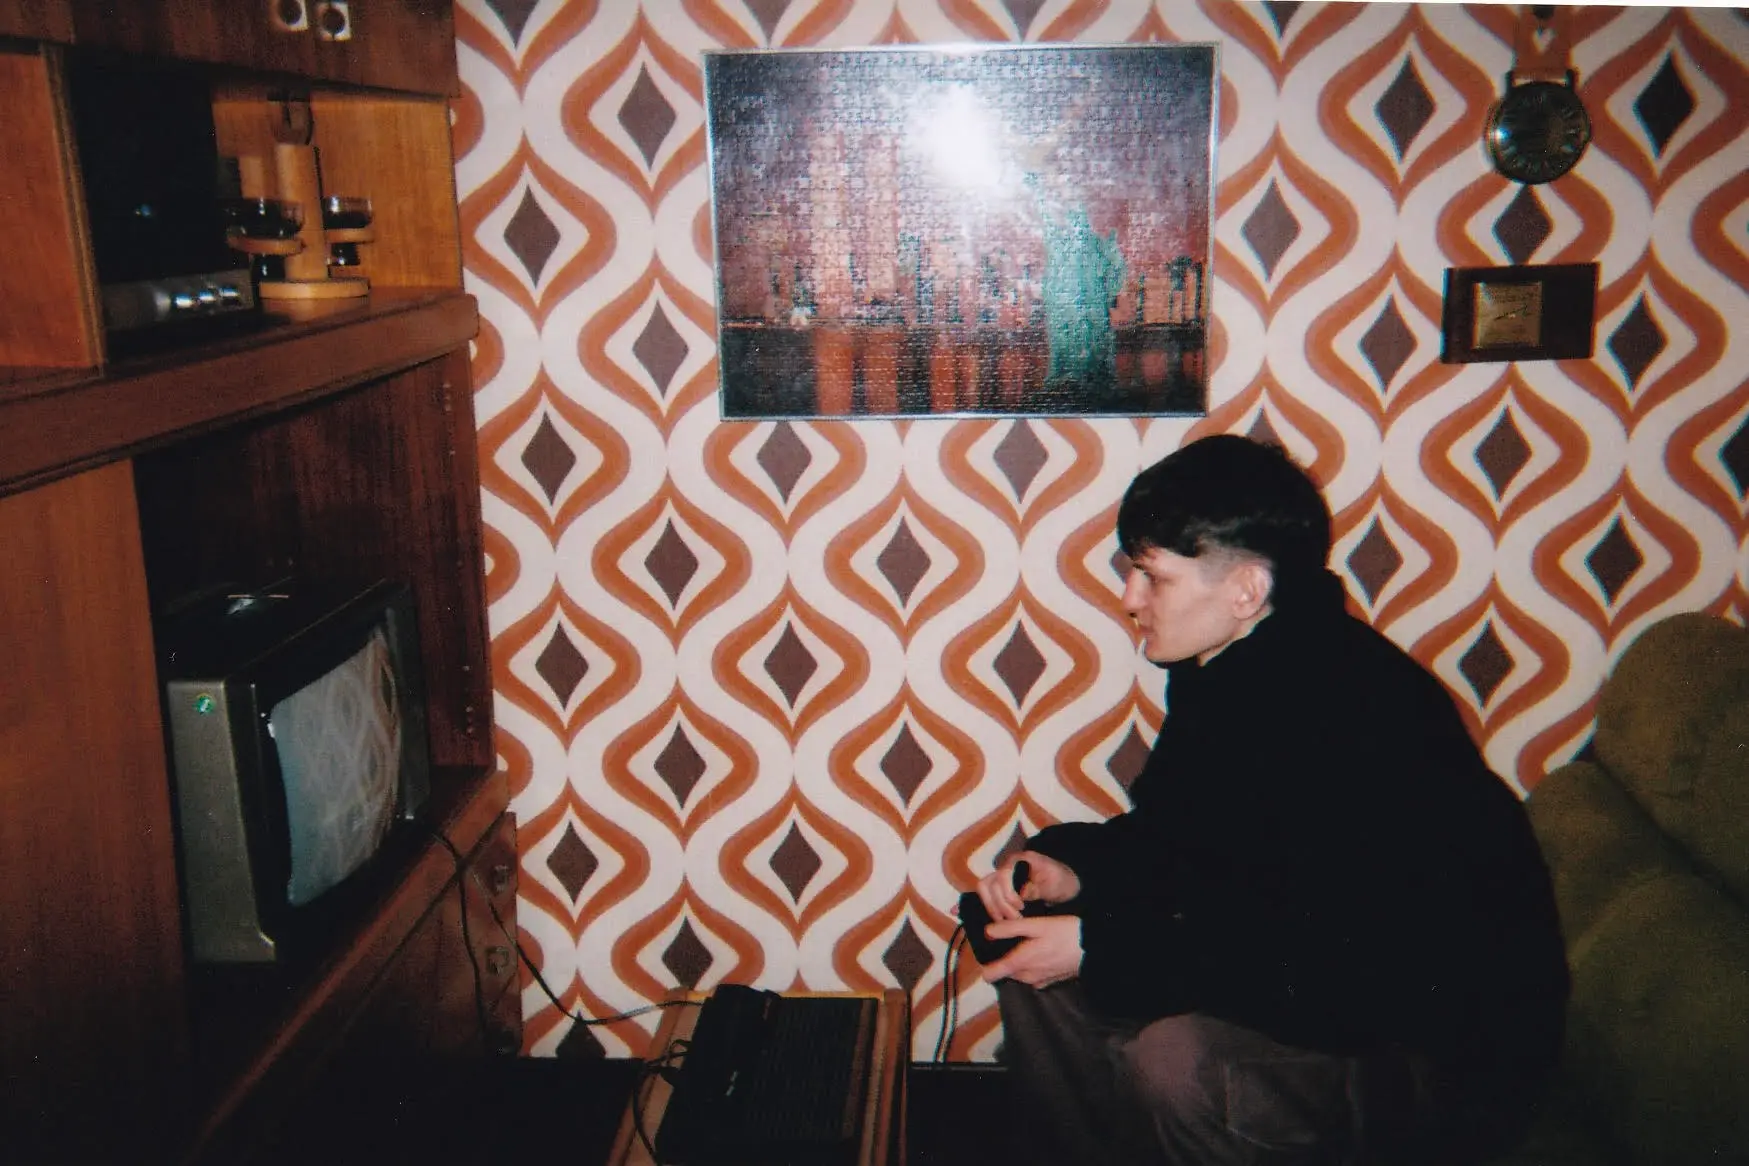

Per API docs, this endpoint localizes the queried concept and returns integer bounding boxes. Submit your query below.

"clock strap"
[1510,5,1577,85]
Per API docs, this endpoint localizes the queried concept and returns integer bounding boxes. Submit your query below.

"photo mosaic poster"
[705,44,1218,418]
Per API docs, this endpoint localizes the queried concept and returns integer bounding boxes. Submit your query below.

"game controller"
[958,860,1052,965]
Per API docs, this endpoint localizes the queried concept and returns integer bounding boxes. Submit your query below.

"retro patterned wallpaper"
[452,0,1749,1060]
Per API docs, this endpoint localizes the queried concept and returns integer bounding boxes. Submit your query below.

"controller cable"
[936,861,1030,1063]
[935,923,969,1063]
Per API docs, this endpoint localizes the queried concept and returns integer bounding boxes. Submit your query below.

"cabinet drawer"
[70,1,458,96]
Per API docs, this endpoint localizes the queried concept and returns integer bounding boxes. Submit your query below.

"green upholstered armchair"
[1490,612,1749,1165]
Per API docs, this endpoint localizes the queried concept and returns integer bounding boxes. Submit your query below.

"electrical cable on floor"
[629,1033,693,1164]
[429,823,699,1032]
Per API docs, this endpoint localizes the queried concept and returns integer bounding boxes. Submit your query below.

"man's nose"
[1120,573,1144,613]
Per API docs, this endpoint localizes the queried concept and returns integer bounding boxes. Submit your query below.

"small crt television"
[156,580,431,965]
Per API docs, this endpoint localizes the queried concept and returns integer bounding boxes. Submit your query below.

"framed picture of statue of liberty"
[704,43,1218,419]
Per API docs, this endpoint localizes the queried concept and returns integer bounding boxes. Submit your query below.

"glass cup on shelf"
[321,195,374,268]
[221,197,305,283]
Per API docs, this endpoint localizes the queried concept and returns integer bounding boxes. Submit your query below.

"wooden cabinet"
[0,463,188,1163]
[0,0,71,41]
[68,0,458,96]
[0,5,509,1162]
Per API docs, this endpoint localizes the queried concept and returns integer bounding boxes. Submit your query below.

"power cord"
[427,824,699,1032]
[427,826,500,1053]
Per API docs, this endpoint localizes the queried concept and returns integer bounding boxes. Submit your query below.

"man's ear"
[1230,561,1273,619]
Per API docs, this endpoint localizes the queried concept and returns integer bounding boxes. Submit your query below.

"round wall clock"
[1484,6,1590,185]
[1484,77,1591,185]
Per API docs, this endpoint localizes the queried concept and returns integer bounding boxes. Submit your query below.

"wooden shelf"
[183,766,509,1165]
[0,289,477,498]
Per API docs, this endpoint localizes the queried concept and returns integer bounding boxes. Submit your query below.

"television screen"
[269,628,402,907]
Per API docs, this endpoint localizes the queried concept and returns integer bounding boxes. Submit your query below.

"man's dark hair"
[1116,435,1333,598]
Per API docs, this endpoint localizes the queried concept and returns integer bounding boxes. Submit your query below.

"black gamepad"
[958,861,1053,965]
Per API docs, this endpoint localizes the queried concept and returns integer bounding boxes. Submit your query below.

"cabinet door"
[69,1,457,96]
[0,462,188,1161]
[0,0,73,41]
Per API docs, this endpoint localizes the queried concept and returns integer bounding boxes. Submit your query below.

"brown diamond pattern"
[770,822,822,902]
[547,822,598,901]
[619,66,676,168]
[765,623,818,708]
[1248,410,1284,448]
[1242,180,1301,281]
[1375,57,1434,161]
[757,421,811,502]
[1002,0,1047,35]
[1721,415,1749,499]
[654,724,707,806]
[994,421,1049,503]
[1263,1,1301,36]
[1459,622,1514,708]
[745,0,791,41]
[880,722,933,806]
[1476,410,1532,500]
[1608,297,1666,390]
[882,918,933,992]
[505,186,561,285]
[1493,187,1552,266]
[1359,297,1415,395]
[877,518,931,607]
[1586,518,1644,604]
[521,414,577,503]
[633,303,688,397]
[535,623,588,706]
[1346,519,1403,606]
[1634,53,1695,157]
[645,520,699,607]
[1107,724,1151,790]
[554,1021,606,1059]
[483,0,539,44]
[993,623,1047,707]
[662,920,713,990]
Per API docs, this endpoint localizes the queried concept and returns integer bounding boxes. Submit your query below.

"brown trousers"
[995,981,1533,1166]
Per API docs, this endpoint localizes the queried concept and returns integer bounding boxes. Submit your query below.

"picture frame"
[1440,263,1599,364]
[703,44,1219,419]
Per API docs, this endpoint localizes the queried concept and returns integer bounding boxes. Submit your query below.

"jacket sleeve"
[1025,807,1152,908]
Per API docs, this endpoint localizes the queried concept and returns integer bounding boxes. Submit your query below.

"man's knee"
[1120,1013,1227,1127]
[1121,1014,1356,1155]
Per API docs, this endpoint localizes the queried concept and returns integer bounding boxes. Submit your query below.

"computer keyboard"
[654,986,877,1165]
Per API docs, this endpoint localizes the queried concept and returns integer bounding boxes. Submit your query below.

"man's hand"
[974,850,1081,922]
[979,915,1083,987]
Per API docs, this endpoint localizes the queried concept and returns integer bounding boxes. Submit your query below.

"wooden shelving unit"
[0,6,512,1161]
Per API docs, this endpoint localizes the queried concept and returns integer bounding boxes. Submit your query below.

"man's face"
[1121,546,1266,665]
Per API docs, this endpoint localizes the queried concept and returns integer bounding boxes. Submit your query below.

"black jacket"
[1028,571,1568,1080]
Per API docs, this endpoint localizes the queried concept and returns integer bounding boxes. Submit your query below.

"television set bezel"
[157,579,432,966]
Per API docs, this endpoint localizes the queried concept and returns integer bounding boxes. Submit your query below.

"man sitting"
[972,434,1568,1165]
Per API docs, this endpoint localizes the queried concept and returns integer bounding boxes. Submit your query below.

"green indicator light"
[193,693,215,715]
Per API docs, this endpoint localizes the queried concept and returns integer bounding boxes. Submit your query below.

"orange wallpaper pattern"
[454,0,1749,1059]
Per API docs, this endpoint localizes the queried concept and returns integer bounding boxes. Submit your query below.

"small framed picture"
[1440,263,1598,364]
